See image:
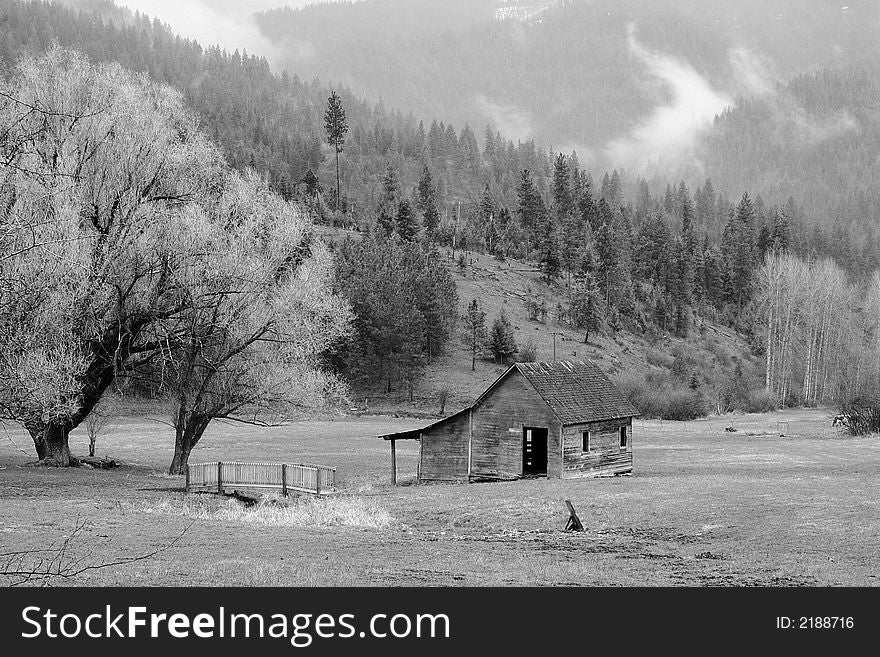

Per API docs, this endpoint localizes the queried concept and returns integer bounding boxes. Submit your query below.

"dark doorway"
[522,427,548,476]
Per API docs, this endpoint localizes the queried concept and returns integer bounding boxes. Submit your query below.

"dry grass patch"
[143,494,395,529]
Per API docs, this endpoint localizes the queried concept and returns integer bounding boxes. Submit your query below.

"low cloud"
[729,47,777,97]
[728,45,859,147]
[113,1,322,65]
[604,24,733,172]
[476,95,534,142]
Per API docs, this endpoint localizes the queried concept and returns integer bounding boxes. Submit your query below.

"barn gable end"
[470,368,561,480]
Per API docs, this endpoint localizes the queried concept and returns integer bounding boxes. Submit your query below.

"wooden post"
[391,439,397,486]
[217,461,223,494]
[185,464,190,492]
[315,467,322,496]
[282,463,288,497]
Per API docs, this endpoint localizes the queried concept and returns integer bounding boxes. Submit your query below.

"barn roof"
[378,360,636,441]
[483,360,638,425]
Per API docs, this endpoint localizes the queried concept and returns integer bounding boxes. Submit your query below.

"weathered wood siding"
[470,370,562,479]
[419,411,470,482]
[562,417,632,478]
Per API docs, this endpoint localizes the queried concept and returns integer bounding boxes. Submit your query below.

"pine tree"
[721,192,758,312]
[377,164,400,236]
[609,169,623,208]
[552,153,572,217]
[635,178,651,222]
[773,199,794,251]
[595,202,616,307]
[489,308,518,364]
[479,184,497,254]
[569,272,602,343]
[461,299,488,371]
[539,223,561,284]
[516,169,543,260]
[416,164,440,240]
[483,125,496,160]
[396,200,419,241]
[324,90,348,211]
[672,239,693,336]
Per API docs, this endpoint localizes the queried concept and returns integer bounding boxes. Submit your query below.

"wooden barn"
[380,361,638,483]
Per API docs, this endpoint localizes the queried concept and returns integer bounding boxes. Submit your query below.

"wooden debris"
[229,490,261,507]
[79,456,122,469]
[564,500,585,532]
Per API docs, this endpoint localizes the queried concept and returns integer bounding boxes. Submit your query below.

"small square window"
[582,430,591,452]
[620,426,628,449]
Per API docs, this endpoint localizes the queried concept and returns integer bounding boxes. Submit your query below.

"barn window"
[582,430,591,452]
[620,426,628,449]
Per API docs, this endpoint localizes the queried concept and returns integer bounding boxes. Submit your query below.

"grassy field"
[1,408,878,586]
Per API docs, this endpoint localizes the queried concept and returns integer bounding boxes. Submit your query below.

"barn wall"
[471,370,562,479]
[562,417,632,478]
[419,412,470,482]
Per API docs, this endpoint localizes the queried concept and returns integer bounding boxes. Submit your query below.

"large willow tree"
[0,48,348,466]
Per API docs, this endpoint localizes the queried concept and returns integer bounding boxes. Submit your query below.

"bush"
[613,372,663,417]
[659,389,707,420]
[645,348,674,369]
[743,388,779,413]
[613,373,708,420]
[517,339,538,362]
[837,396,880,436]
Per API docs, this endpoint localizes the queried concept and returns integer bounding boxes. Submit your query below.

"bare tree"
[757,252,864,405]
[84,393,119,458]
[155,172,351,474]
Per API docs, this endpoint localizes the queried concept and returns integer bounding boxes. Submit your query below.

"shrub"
[645,348,674,369]
[614,372,709,420]
[613,372,662,417]
[837,396,880,436]
[743,388,779,413]
[518,338,538,362]
[659,389,707,421]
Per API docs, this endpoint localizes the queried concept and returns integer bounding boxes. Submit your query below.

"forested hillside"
[700,70,880,230]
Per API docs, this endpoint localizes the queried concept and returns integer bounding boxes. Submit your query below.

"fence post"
[217,461,223,494]
[185,465,190,492]
[282,463,288,497]
[315,467,321,496]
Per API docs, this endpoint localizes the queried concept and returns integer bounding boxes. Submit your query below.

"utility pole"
[551,331,564,361]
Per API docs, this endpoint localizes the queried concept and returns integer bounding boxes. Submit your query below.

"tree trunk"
[27,423,75,466]
[335,147,341,212]
[168,414,211,475]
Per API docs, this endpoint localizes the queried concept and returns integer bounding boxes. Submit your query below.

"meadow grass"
[1,408,878,586]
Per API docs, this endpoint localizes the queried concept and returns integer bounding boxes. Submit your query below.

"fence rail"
[186,461,336,496]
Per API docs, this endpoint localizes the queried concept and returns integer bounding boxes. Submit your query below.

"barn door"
[522,427,548,476]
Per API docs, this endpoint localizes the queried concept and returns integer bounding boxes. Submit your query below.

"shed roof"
[507,360,638,424]
[379,407,469,441]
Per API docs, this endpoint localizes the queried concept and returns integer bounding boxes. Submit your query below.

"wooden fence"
[186,461,336,496]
